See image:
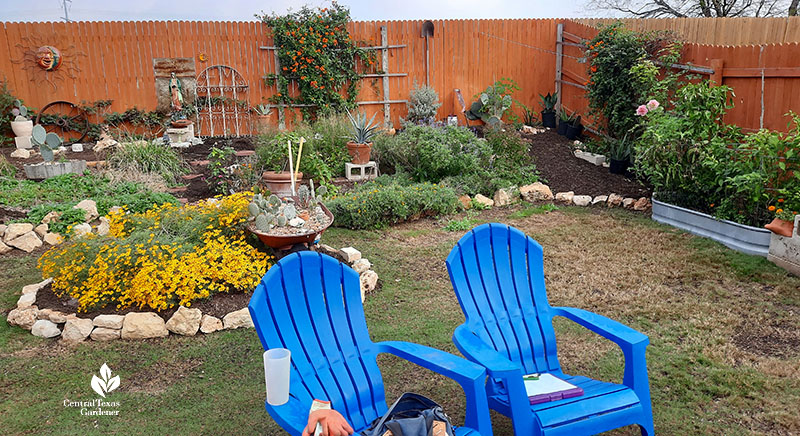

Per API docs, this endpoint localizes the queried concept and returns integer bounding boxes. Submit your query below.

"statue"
[169,72,183,112]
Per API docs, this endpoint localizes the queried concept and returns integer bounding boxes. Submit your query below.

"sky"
[1,0,605,22]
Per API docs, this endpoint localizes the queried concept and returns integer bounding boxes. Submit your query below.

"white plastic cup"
[264,348,291,406]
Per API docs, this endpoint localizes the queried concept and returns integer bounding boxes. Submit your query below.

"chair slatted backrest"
[446,223,561,374]
[249,252,388,431]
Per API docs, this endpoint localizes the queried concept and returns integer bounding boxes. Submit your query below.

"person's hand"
[301,409,354,436]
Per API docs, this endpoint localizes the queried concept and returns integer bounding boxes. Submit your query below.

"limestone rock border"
[5,245,380,343]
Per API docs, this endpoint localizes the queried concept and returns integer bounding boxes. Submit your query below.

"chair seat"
[354,425,482,436]
[490,374,645,436]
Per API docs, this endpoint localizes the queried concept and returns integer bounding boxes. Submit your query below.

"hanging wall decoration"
[11,36,85,90]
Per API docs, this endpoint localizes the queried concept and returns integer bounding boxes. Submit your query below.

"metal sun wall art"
[11,36,85,91]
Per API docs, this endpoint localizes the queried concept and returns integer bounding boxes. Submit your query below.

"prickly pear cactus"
[283,203,297,221]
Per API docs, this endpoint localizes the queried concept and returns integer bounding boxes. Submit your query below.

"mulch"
[34,281,252,322]
[179,136,257,202]
[524,129,651,198]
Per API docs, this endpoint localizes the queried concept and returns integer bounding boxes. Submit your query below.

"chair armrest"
[265,394,311,436]
[452,324,521,377]
[552,307,649,347]
[376,340,493,436]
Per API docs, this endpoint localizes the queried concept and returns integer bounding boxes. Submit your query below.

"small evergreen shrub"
[405,83,442,124]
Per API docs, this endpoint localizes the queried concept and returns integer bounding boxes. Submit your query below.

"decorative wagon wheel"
[34,100,89,146]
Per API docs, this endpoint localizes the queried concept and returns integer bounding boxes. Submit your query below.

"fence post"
[709,59,724,86]
[555,23,564,112]
[381,25,390,129]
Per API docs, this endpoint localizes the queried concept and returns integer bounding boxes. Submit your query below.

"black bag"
[361,393,456,436]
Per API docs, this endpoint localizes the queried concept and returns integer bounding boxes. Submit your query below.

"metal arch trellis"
[196,65,251,137]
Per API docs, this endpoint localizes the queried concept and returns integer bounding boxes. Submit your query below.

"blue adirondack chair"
[248,251,493,436]
[446,223,654,436]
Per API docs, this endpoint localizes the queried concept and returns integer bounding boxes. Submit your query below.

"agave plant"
[346,110,381,144]
[539,92,558,113]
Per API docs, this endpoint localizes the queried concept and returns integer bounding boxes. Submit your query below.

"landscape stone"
[90,327,121,341]
[31,320,61,338]
[121,312,169,339]
[458,195,472,209]
[288,217,306,227]
[572,195,592,207]
[315,243,339,258]
[592,195,608,206]
[622,198,636,209]
[473,194,494,208]
[360,270,379,294]
[44,232,64,245]
[72,223,92,238]
[0,224,5,237]
[93,314,125,329]
[200,315,223,334]
[555,191,575,204]
[7,307,39,330]
[519,182,554,202]
[73,199,99,221]
[41,211,61,224]
[352,258,372,274]
[17,292,37,309]
[61,317,94,342]
[22,278,52,294]
[10,148,31,159]
[47,311,70,324]
[7,232,42,253]
[71,143,84,152]
[4,223,34,242]
[34,223,48,237]
[222,308,254,330]
[0,240,11,254]
[493,187,519,207]
[108,206,123,215]
[607,194,623,207]
[633,197,651,211]
[165,306,202,336]
[96,217,110,236]
[339,247,362,263]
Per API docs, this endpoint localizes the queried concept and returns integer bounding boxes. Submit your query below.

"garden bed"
[524,129,651,198]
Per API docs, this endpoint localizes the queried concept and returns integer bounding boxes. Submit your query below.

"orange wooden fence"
[1,18,798,136]
[560,20,800,133]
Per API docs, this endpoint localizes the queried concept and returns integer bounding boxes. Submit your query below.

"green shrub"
[0,155,16,177]
[636,82,798,227]
[0,80,22,146]
[108,140,188,186]
[324,176,461,229]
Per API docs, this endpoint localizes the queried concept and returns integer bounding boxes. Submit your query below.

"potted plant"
[557,109,570,136]
[252,104,272,133]
[23,124,87,179]
[346,110,380,165]
[608,134,632,175]
[10,100,33,148]
[565,115,584,140]
[539,92,557,128]
[765,191,799,237]
[262,135,305,197]
[246,181,333,250]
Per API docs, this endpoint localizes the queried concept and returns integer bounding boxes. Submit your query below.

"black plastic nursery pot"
[541,111,556,128]
[557,120,569,135]
[609,158,630,175]
[565,123,583,140]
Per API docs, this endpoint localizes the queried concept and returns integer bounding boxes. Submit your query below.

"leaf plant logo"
[90,363,120,398]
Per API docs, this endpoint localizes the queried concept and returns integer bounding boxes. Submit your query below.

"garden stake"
[287,139,296,196]
[295,137,305,180]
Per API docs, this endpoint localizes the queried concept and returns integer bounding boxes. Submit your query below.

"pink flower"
[635,105,648,116]
[646,99,660,110]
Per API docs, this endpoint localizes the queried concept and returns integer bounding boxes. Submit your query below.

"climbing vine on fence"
[259,3,378,119]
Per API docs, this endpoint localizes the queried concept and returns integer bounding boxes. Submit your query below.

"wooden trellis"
[260,26,407,129]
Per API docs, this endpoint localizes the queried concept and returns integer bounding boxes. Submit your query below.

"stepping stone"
[181,173,203,181]
[235,150,255,157]
[167,186,188,193]
[190,160,210,166]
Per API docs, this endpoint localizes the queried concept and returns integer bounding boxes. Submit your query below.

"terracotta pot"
[262,171,303,198]
[247,200,334,250]
[11,119,33,137]
[253,115,271,133]
[171,119,192,128]
[346,141,372,165]
[765,217,795,237]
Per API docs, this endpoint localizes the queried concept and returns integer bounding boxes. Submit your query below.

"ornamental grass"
[38,192,273,312]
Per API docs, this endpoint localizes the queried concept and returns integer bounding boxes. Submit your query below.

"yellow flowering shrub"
[39,192,273,312]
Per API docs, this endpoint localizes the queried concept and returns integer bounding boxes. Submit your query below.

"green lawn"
[1,206,798,435]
